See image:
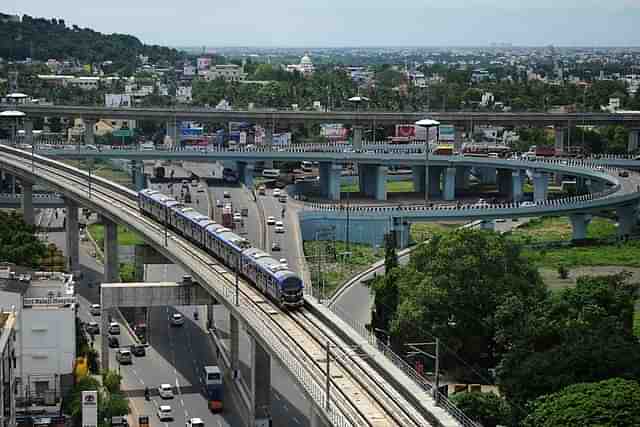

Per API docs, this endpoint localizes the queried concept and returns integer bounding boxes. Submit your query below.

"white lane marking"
[273,394,281,401]
[139,379,145,386]
[293,417,301,424]
[132,369,138,376]
[180,398,185,407]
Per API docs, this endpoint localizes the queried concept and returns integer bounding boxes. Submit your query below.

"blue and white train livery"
[138,189,304,308]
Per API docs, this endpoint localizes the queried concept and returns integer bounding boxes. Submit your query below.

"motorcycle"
[194,311,199,320]
[144,387,150,400]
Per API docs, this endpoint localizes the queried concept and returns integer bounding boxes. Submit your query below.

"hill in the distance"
[0,13,183,72]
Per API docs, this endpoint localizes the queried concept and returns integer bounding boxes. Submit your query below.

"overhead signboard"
[439,125,455,142]
[112,129,133,138]
[81,391,98,427]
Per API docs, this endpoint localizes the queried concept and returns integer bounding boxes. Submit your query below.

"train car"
[138,189,183,223]
[202,366,223,412]
[242,247,304,307]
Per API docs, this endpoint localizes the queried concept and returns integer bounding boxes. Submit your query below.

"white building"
[183,65,196,77]
[176,86,192,103]
[480,92,495,107]
[69,77,100,90]
[286,53,315,76]
[105,94,132,108]
[0,311,17,427]
[197,57,211,71]
[206,65,245,82]
[0,267,76,410]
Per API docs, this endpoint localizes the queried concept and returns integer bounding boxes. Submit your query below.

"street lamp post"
[415,119,440,205]
[374,328,391,347]
[235,256,240,306]
[164,205,168,247]
[325,340,331,410]
[406,339,441,403]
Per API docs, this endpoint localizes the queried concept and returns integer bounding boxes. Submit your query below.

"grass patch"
[410,222,460,243]
[88,223,144,247]
[303,240,382,297]
[634,310,640,338]
[340,179,415,193]
[507,216,617,245]
[522,241,640,269]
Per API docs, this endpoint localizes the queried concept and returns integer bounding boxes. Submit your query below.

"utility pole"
[325,340,331,410]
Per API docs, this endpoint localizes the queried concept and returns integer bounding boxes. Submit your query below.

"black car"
[130,344,146,357]
[107,336,119,348]
[271,242,281,251]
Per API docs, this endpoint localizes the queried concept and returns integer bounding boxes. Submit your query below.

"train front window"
[282,277,302,294]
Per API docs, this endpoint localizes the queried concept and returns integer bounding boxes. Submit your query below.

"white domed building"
[286,53,315,76]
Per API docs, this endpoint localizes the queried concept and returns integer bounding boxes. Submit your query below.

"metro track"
[0,147,439,427]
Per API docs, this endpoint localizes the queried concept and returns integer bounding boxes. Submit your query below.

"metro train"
[138,189,304,308]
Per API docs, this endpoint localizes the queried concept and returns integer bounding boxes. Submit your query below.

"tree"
[384,232,398,272]
[523,378,640,427]
[450,392,511,427]
[0,211,47,267]
[103,370,122,394]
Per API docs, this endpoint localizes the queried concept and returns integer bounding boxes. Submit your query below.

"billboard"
[272,132,291,146]
[81,391,98,427]
[321,124,348,140]
[439,125,455,142]
[181,127,204,137]
[395,125,428,140]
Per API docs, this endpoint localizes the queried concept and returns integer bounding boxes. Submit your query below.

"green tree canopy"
[0,211,47,267]
[523,378,640,427]
[449,392,511,427]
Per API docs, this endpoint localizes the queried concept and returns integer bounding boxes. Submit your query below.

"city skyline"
[4,1,640,48]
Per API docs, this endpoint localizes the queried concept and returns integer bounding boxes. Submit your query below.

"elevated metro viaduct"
[0,146,469,427]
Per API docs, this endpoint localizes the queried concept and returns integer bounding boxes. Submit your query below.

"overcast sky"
[4,1,640,47]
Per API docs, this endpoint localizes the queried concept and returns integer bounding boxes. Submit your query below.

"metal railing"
[23,296,75,307]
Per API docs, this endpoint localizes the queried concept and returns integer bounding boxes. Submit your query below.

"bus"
[202,366,223,412]
[262,169,281,178]
[301,161,313,172]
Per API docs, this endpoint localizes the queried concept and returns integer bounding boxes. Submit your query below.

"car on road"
[170,313,185,326]
[108,322,121,335]
[197,185,205,193]
[233,213,242,223]
[157,405,173,421]
[216,199,223,208]
[116,349,132,365]
[186,418,205,427]
[107,336,119,348]
[158,384,174,399]
[130,344,146,357]
[223,191,231,198]
[267,216,276,225]
[619,171,630,177]
[258,185,266,195]
[275,221,285,233]
[86,321,99,334]
[495,218,507,223]
[273,189,281,197]
[271,242,281,251]
[520,201,537,208]
[278,193,287,203]
[89,304,101,316]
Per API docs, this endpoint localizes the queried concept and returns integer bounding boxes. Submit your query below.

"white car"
[273,189,281,197]
[108,322,120,335]
[216,199,223,208]
[275,221,285,233]
[520,201,537,208]
[267,216,276,225]
[89,304,101,316]
[223,191,231,198]
[170,313,185,326]
[233,213,242,223]
[157,405,173,421]
[186,418,204,427]
[158,383,174,399]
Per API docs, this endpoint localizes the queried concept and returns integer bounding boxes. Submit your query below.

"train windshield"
[282,277,303,293]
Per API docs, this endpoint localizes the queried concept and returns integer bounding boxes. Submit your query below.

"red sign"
[415,360,424,377]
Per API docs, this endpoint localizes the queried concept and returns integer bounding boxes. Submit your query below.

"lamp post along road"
[415,118,441,204]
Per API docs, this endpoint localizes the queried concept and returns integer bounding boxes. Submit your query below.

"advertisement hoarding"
[439,125,455,142]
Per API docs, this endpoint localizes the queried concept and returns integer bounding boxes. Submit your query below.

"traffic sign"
[113,129,133,137]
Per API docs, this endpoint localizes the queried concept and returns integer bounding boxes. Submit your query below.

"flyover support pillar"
[554,127,565,154]
[455,167,470,191]
[570,214,591,240]
[443,167,456,201]
[479,167,496,185]
[103,217,119,283]
[319,162,341,201]
[352,126,363,150]
[166,120,180,149]
[84,118,96,146]
[497,169,511,196]
[237,162,255,189]
[21,180,34,225]
[230,313,239,381]
[65,198,80,273]
[250,338,271,427]
[428,166,443,198]
[131,160,146,191]
[533,172,549,202]
[24,119,34,147]
[373,165,387,201]
[359,165,387,200]
[412,166,426,194]
[392,217,411,249]
[511,171,523,203]
[454,127,464,152]
[616,206,637,238]
[628,129,640,153]
[262,127,274,169]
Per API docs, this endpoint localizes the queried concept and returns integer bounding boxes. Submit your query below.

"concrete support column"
[230,313,239,380]
[589,180,606,193]
[533,172,549,202]
[352,126,363,150]
[454,127,464,152]
[166,120,180,149]
[103,217,119,283]
[21,180,34,225]
[84,118,96,146]
[569,213,591,240]
[628,129,640,153]
[443,167,456,201]
[373,165,387,201]
[576,177,589,194]
[455,167,470,191]
[392,217,411,249]
[327,164,342,201]
[497,169,511,195]
[412,166,426,194]
[250,338,271,426]
[237,162,255,189]
[512,171,523,203]
[554,127,565,154]
[616,206,637,238]
[131,160,146,191]
[428,166,443,198]
[65,198,79,273]
[8,174,15,195]
[262,128,274,169]
[480,167,497,185]
[24,119,34,147]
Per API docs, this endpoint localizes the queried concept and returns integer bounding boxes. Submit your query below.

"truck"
[221,205,234,229]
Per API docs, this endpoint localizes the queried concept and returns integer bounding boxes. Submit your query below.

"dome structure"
[300,54,312,65]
